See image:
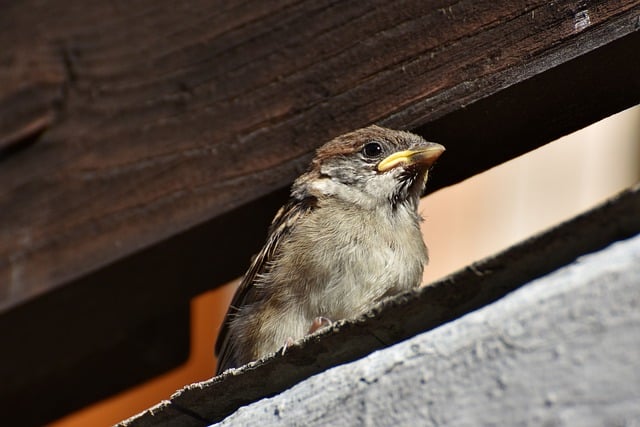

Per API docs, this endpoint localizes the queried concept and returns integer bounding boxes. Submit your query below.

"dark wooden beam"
[1,0,638,310]
[0,1,638,425]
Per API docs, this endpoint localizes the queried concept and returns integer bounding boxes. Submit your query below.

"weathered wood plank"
[1,0,639,311]
[119,184,640,427]
[211,234,640,427]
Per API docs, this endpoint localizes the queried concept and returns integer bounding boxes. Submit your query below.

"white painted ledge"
[214,234,640,426]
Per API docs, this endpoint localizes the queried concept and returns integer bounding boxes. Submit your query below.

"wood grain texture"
[1,0,639,311]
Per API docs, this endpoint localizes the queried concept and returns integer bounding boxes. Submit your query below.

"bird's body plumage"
[215,126,443,374]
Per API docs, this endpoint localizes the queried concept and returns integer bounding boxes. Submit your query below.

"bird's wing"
[215,196,316,374]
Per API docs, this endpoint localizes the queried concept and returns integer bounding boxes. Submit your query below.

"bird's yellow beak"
[376,143,445,172]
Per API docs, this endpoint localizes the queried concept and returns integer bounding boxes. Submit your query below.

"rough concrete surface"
[119,186,640,427]
[213,235,640,427]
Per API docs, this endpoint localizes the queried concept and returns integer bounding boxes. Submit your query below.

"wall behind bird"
[421,105,640,284]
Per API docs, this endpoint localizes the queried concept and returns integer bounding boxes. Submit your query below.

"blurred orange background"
[51,105,639,427]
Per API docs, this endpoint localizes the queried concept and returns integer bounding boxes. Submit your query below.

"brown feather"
[215,196,316,373]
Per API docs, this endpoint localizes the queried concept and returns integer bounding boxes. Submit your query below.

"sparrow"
[215,125,444,374]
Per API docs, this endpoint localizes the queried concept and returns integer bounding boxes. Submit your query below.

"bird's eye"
[362,142,383,158]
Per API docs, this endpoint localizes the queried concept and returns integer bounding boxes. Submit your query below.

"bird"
[215,125,445,374]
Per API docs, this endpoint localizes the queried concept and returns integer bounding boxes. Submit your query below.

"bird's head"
[293,125,445,210]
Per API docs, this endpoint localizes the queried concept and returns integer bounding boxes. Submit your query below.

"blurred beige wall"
[421,105,640,284]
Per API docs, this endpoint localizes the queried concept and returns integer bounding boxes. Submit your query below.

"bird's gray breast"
[275,200,427,320]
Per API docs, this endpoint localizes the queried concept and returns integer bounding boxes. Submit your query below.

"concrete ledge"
[215,234,640,426]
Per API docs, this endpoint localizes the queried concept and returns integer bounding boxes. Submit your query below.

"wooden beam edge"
[118,183,640,426]
[180,235,640,426]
